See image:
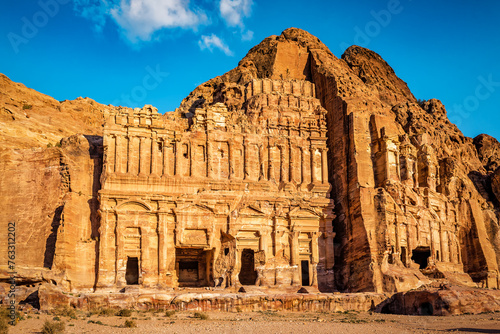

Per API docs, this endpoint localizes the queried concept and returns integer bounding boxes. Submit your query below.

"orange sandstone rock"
[1,28,500,306]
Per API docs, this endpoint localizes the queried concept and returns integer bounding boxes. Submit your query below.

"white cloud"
[110,0,206,42]
[73,0,112,32]
[241,29,254,41]
[219,0,253,28]
[74,0,207,43]
[73,0,254,45]
[198,34,233,56]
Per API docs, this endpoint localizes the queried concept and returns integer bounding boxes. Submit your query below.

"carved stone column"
[260,230,269,262]
[106,135,116,173]
[158,212,168,285]
[321,147,328,184]
[114,135,122,174]
[301,148,307,186]
[97,210,116,288]
[140,225,150,286]
[274,230,285,257]
[280,145,287,182]
[310,146,317,184]
[311,229,322,288]
[258,144,265,181]
[311,231,320,265]
[289,231,300,285]
[268,141,275,182]
[127,135,134,174]
[174,141,181,176]
[289,144,295,183]
[115,215,125,287]
[145,136,152,176]
[150,134,158,176]
[162,139,168,176]
[233,247,241,286]
[188,140,193,177]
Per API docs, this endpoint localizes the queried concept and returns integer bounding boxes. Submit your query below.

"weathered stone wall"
[0,135,101,291]
[2,27,500,297]
[97,79,335,292]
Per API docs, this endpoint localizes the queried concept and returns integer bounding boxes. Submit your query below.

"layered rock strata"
[1,28,499,298]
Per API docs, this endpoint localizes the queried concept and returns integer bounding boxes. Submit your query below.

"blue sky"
[1,0,499,139]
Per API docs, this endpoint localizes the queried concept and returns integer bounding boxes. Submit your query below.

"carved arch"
[116,200,152,212]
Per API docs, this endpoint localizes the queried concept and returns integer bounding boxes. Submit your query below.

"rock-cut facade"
[97,79,336,291]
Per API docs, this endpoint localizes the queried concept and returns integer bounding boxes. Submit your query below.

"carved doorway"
[412,246,431,269]
[301,260,310,286]
[178,261,199,283]
[176,248,211,287]
[125,257,139,285]
[239,249,257,285]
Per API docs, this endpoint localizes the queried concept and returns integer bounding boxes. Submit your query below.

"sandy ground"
[7,309,500,334]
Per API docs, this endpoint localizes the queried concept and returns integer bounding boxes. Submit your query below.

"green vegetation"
[0,317,8,334]
[165,310,176,318]
[116,309,133,317]
[41,320,65,334]
[193,312,209,320]
[124,319,137,328]
[89,307,116,316]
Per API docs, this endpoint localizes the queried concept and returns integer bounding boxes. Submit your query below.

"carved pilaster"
[268,140,275,182]
[150,134,158,176]
[174,140,180,176]
[289,231,300,285]
[311,231,320,264]
[158,212,168,283]
[289,143,295,183]
[321,147,328,184]
[301,147,307,187]
[127,135,133,174]
[310,146,317,184]
[106,135,116,173]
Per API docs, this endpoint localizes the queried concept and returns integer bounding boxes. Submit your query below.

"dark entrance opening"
[411,247,431,269]
[125,257,139,285]
[420,302,433,315]
[178,261,199,283]
[176,248,211,287]
[401,246,407,267]
[239,249,257,285]
[301,260,310,286]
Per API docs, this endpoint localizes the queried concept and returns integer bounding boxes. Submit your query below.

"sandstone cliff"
[174,28,500,292]
[0,75,108,290]
[1,28,500,295]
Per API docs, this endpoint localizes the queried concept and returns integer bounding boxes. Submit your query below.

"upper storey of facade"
[100,79,331,203]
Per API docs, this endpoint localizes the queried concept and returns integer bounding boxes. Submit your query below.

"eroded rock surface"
[378,284,500,315]
[1,28,500,305]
